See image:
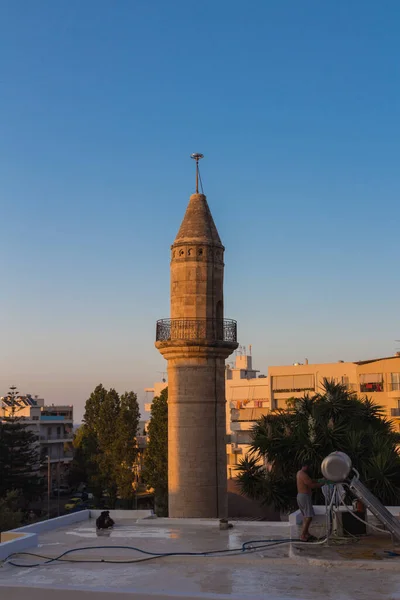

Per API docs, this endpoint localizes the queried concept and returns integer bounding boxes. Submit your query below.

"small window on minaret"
[188,248,192,256]
[198,248,203,256]
[179,249,184,257]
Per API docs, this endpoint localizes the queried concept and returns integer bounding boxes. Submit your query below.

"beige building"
[268,355,400,421]
[144,381,168,413]
[226,352,400,478]
[225,350,269,478]
[0,394,74,487]
[146,352,400,482]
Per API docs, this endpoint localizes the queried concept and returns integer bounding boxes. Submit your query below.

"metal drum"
[321,451,352,482]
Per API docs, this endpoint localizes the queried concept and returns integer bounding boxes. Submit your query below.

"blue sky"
[1,1,399,421]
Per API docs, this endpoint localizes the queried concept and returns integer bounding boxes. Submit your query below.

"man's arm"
[302,472,324,489]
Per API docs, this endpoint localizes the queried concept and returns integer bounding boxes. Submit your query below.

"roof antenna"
[191,153,204,193]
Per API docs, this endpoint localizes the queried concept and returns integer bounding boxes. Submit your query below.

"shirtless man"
[296,462,324,541]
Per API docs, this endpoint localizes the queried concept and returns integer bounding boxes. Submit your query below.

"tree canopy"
[69,384,141,506]
[142,387,168,516]
[0,491,24,534]
[236,380,400,512]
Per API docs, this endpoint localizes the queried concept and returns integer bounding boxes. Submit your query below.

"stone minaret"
[155,156,238,518]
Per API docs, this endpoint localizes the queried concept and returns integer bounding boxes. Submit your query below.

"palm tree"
[236,380,400,512]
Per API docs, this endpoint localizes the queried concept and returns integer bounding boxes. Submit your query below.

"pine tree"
[142,387,168,516]
[0,386,44,503]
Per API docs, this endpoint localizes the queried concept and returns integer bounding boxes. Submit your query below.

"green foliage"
[0,491,23,533]
[236,379,400,512]
[83,384,108,435]
[114,391,142,502]
[142,388,168,516]
[68,424,103,497]
[70,384,141,506]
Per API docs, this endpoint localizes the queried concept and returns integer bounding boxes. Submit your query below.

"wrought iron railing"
[156,318,237,343]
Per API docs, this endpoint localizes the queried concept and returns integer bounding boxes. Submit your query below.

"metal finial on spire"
[191,153,204,193]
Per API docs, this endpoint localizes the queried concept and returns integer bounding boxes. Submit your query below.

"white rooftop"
[1,514,399,600]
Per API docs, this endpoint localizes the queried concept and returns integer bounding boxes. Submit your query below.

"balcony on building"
[230,406,268,431]
[40,432,74,442]
[271,374,315,403]
[359,373,384,393]
[156,318,237,344]
[40,406,73,423]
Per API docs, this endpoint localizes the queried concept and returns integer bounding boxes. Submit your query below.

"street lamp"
[40,454,51,519]
[46,454,50,519]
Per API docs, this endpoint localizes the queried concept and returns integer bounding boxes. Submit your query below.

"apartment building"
[225,351,269,478]
[0,394,74,487]
[144,381,168,413]
[145,352,400,480]
[229,353,400,479]
[268,355,400,421]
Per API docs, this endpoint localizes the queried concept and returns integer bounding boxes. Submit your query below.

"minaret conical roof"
[173,193,222,246]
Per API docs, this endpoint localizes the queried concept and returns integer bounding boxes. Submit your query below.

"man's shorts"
[297,493,315,518]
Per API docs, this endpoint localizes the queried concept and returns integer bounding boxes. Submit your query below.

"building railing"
[272,387,315,394]
[40,433,74,441]
[156,318,237,343]
[40,415,73,421]
[360,383,384,393]
[390,408,400,417]
[231,407,267,422]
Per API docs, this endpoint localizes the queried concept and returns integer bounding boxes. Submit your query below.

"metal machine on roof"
[321,451,400,542]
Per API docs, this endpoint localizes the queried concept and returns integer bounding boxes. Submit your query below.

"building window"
[390,373,400,391]
[360,373,384,393]
[272,374,315,393]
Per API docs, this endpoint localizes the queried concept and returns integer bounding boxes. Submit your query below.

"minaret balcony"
[156,318,237,344]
